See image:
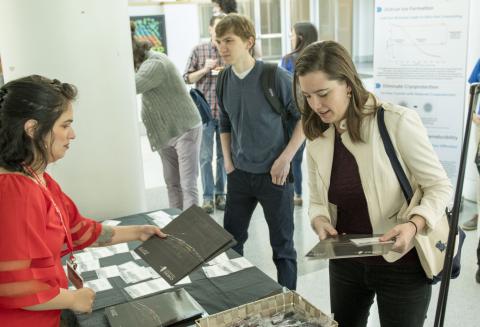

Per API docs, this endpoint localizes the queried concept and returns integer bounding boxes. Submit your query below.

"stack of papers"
[203,257,253,278]
[148,210,173,228]
[135,205,237,285]
[306,234,394,260]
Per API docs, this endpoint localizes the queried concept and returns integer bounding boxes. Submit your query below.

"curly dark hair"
[212,0,237,14]
[130,21,153,70]
[0,75,77,172]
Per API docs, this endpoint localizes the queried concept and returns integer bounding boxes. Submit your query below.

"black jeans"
[329,259,431,327]
[224,169,297,290]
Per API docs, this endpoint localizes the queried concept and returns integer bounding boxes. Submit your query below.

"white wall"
[164,3,200,73]
[353,0,374,63]
[128,5,163,16]
[0,0,147,219]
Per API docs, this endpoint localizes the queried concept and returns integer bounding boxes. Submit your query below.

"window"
[318,0,352,53]
[258,0,282,60]
[290,0,310,25]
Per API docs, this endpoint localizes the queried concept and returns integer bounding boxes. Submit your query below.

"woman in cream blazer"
[294,41,452,327]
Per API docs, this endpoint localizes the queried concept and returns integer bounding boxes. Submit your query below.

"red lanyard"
[23,165,76,262]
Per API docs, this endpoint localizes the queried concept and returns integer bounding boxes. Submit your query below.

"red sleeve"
[0,179,60,309]
[60,192,103,254]
[42,173,103,255]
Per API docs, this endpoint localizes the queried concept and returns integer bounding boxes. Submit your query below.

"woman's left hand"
[137,225,167,242]
[379,222,417,253]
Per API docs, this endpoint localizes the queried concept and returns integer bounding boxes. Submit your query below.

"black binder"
[135,205,236,285]
[104,288,204,327]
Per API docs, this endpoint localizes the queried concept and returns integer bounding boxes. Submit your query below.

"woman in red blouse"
[0,75,165,326]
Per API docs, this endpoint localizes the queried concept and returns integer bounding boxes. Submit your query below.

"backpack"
[216,62,295,181]
[216,62,294,146]
[190,88,213,124]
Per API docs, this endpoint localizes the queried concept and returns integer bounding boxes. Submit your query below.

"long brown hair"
[286,22,318,61]
[293,41,377,142]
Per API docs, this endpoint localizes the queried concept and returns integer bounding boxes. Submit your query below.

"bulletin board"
[131,15,167,54]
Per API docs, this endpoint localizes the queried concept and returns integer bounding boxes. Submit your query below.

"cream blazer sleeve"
[387,107,452,231]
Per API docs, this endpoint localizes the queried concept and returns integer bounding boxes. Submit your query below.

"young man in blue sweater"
[215,14,305,290]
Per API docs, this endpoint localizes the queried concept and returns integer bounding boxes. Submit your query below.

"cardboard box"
[196,291,338,327]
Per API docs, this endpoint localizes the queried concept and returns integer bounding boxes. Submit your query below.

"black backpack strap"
[260,62,289,145]
[260,62,294,183]
[377,107,414,203]
[261,63,285,117]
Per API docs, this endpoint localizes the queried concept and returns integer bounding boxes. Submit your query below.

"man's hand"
[224,161,235,174]
[204,58,217,71]
[312,216,338,240]
[270,156,290,185]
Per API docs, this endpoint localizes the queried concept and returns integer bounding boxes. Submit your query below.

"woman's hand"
[312,216,338,240]
[379,223,416,253]
[137,225,167,241]
[380,215,426,253]
[71,288,95,313]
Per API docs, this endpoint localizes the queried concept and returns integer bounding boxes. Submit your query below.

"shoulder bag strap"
[377,107,414,203]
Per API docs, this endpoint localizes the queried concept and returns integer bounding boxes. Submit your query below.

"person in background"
[462,57,480,232]
[281,22,318,74]
[131,23,202,211]
[216,14,304,290]
[280,22,318,206]
[0,75,165,327]
[296,41,451,326]
[212,0,237,15]
[184,15,227,214]
[463,57,480,283]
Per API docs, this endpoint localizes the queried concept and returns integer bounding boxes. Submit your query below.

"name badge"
[67,260,84,289]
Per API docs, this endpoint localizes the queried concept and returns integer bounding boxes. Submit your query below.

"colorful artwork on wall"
[131,15,167,54]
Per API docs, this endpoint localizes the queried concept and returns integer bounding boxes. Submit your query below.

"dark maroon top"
[328,130,418,265]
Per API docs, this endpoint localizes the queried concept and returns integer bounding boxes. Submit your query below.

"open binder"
[135,205,236,285]
[305,234,393,260]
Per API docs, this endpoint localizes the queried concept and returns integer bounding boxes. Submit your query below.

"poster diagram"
[385,23,448,64]
[131,15,167,54]
[373,0,470,185]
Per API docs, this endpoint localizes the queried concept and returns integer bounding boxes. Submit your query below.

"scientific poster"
[374,0,470,185]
